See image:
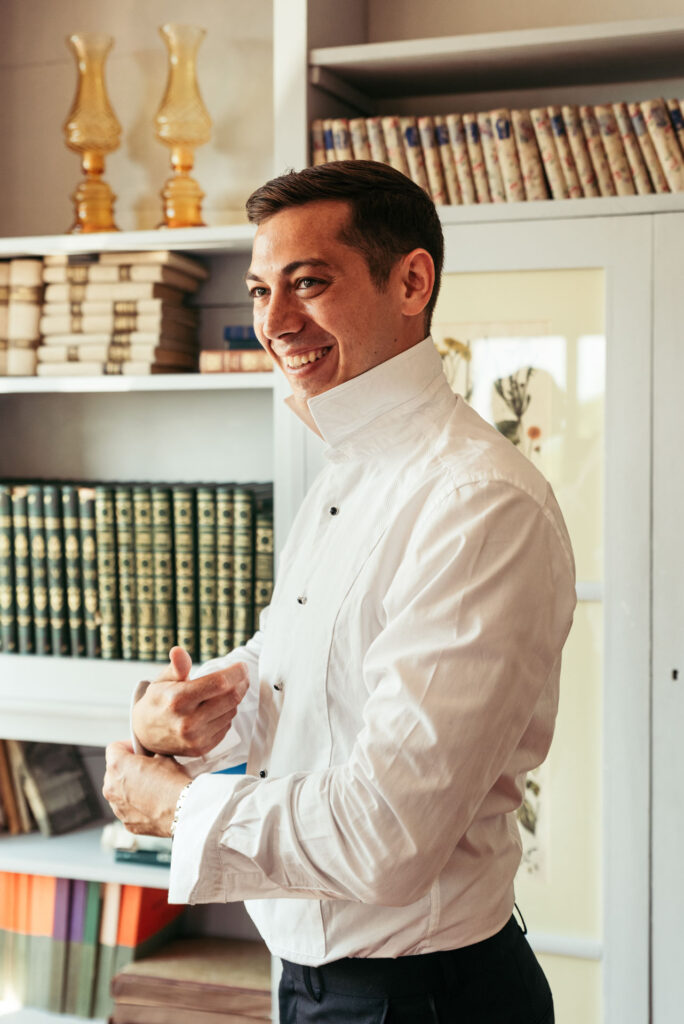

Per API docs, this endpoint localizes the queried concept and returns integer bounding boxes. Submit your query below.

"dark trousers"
[279,915,554,1023]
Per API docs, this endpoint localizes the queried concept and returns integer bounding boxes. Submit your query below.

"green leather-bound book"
[232,486,255,648]
[11,485,33,654]
[78,486,101,658]
[94,484,120,659]
[61,484,85,657]
[114,485,137,659]
[215,484,234,656]
[151,485,175,663]
[196,484,217,662]
[133,485,155,662]
[254,490,274,629]
[43,483,69,656]
[27,483,50,655]
[172,486,197,660]
[0,482,17,653]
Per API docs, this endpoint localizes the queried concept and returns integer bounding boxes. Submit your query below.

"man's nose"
[261,290,303,340]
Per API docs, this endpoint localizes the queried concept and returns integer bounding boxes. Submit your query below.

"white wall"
[0,0,273,236]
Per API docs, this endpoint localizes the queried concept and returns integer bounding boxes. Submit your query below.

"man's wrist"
[170,779,194,838]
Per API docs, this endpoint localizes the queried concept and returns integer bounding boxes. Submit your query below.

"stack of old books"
[36,251,208,377]
[109,936,272,1023]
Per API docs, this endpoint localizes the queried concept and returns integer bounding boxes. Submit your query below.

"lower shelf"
[0,1010,104,1024]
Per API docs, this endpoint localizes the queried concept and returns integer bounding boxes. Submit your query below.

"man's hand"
[132,646,249,758]
[103,741,190,837]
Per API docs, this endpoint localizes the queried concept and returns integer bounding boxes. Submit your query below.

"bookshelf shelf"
[0,1011,104,1024]
[0,823,170,889]
[0,373,274,394]
[0,225,255,259]
[309,16,684,100]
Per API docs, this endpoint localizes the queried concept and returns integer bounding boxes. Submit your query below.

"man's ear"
[397,249,435,321]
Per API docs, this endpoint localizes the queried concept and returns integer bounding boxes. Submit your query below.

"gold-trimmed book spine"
[151,486,176,663]
[114,486,137,660]
[78,486,101,659]
[197,485,218,662]
[12,485,33,654]
[95,485,120,660]
[0,483,17,653]
[215,485,234,655]
[61,484,85,656]
[133,485,155,662]
[43,484,69,656]
[172,486,198,660]
[232,487,255,648]
[27,484,51,655]
[254,494,274,629]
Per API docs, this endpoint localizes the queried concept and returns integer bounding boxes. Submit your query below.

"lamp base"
[159,173,206,228]
[69,176,119,234]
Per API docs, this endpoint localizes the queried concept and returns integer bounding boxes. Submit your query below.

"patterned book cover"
[399,116,429,191]
[215,485,234,656]
[114,485,137,659]
[26,484,50,654]
[78,486,101,658]
[254,492,274,628]
[11,485,33,654]
[196,485,218,662]
[462,113,491,203]
[547,106,583,198]
[433,116,461,204]
[578,105,616,197]
[418,116,448,205]
[365,117,389,163]
[322,118,336,162]
[495,108,528,202]
[331,118,353,160]
[61,484,85,657]
[594,104,636,195]
[94,485,121,659]
[666,98,684,157]
[232,487,255,648]
[641,98,684,192]
[477,111,506,203]
[0,482,17,652]
[380,116,410,176]
[612,102,653,195]
[151,485,176,663]
[43,483,69,655]
[172,486,197,660]
[627,101,669,193]
[349,117,371,160]
[561,105,600,197]
[310,118,326,165]
[530,107,569,199]
[132,485,155,662]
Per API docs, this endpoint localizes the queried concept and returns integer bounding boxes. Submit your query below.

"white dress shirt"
[161,337,576,967]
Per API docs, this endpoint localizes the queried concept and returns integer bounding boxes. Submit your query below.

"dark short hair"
[246,160,444,332]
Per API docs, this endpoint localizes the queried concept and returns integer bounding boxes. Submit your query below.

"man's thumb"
[169,645,193,680]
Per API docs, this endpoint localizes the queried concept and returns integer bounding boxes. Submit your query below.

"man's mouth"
[283,346,331,370]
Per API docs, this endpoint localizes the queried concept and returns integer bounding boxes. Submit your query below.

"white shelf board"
[0,224,255,259]
[0,654,164,746]
[310,16,684,97]
[0,823,170,889]
[0,372,274,394]
[0,1010,104,1024]
[437,191,684,226]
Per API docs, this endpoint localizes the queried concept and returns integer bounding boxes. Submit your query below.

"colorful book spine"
[446,113,476,205]
[196,485,218,662]
[92,881,122,1020]
[11,485,33,654]
[13,873,31,1004]
[114,485,137,659]
[381,116,410,175]
[331,118,353,159]
[151,485,175,663]
[433,115,461,204]
[462,113,491,203]
[477,111,506,203]
[215,485,234,655]
[112,885,185,976]
[133,485,155,661]
[548,106,583,198]
[63,877,87,1013]
[578,105,616,197]
[641,97,684,192]
[322,118,336,162]
[561,104,600,197]
[349,117,371,159]
[628,101,669,193]
[0,483,17,653]
[42,484,69,655]
[47,877,72,1012]
[61,485,85,657]
[232,487,255,648]
[417,116,448,204]
[530,107,569,199]
[94,485,120,659]
[26,484,50,655]
[172,486,197,660]
[496,108,528,201]
[613,101,653,195]
[310,118,326,165]
[74,880,103,1017]
[78,486,101,658]
[27,874,57,1011]
[399,116,429,191]
[666,98,684,156]
[594,103,636,195]
[365,117,389,163]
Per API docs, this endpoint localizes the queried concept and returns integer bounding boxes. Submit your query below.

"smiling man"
[104,161,576,1024]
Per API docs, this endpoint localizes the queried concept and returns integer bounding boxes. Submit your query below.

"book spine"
[196,485,218,662]
[641,97,684,192]
[666,98,684,156]
[77,487,101,658]
[381,116,410,175]
[232,487,255,647]
[331,117,353,159]
[530,107,569,199]
[578,105,617,197]
[628,101,669,193]
[612,101,653,195]
[254,495,274,628]
[547,106,583,198]
[11,485,33,654]
[133,485,155,662]
[462,113,491,203]
[594,103,636,195]
[477,111,506,203]
[114,486,137,660]
[215,485,234,655]
[27,484,51,655]
[399,116,429,191]
[322,118,336,161]
[151,486,176,663]
[495,108,528,202]
[199,349,272,373]
[95,485,121,659]
[433,116,461,204]
[42,484,69,655]
[417,116,448,205]
[0,483,17,653]
[561,105,600,196]
[349,117,371,160]
[446,113,476,205]
[365,117,389,163]
[172,487,197,660]
[310,118,326,165]
[61,484,85,656]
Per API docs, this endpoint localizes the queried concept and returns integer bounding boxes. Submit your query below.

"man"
[104,161,576,1023]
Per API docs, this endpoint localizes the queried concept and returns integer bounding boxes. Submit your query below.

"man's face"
[246,200,411,404]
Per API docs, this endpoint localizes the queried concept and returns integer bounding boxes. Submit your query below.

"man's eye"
[296,277,323,290]
[249,286,268,299]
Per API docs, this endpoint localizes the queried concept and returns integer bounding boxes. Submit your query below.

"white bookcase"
[3,3,684,1021]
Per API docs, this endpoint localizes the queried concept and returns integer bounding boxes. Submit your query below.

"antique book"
[399,116,429,192]
[495,108,527,202]
[26,483,50,655]
[232,487,255,647]
[627,101,669,193]
[612,101,653,195]
[0,739,22,834]
[530,107,569,199]
[61,484,85,656]
[40,314,198,340]
[43,264,201,294]
[7,258,43,343]
[254,492,274,627]
[11,485,33,653]
[41,296,199,324]
[5,739,35,832]
[578,105,617,197]
[331,117,353,159]
[0,261,9,375]
[594,103,636,195]
[418,116,448,205]
[215,485,234,655]
[44,281,189,305]
[666,98,684,155]
[547,106,583,198]
[43,483,69,655]
[78,485,101,658]
[37,360,195,377]
[561,105,600,197]
[380,116,411,175]
[38,343,197,369]
[172,486,198,659]
[365,116,389,163]
[0,482,17,652]
[322,118,336,161]
[151,485,175,663]
[94,484,121,659]
[199,350,272,373]
[93,250,209,280]
[349,117,371,159]
[433,115,461,204]
[310,117,326,164]
[477,111,506,203]
[9,741,102,837]
[114,485,137,659]
[641,97,684,192]
[462,113,491,203]
[197,484,218,662]
[133,485,155,662]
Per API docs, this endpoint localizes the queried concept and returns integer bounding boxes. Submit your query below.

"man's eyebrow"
[245,258,333,283]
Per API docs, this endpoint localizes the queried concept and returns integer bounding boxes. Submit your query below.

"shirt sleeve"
[169,482,576,907]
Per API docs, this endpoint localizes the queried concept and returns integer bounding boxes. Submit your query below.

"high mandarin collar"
[284,338,452,453]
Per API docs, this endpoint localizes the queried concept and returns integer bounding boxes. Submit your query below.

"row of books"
[0,872,185,1018]
[312,95,684,203]
[0,740,101,839]
[200,325,272,374]
[0,250,208,377]
[109,935,271,1024]
[0,480,274,664]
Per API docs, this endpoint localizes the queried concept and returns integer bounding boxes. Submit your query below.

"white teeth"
[284,347,330,369]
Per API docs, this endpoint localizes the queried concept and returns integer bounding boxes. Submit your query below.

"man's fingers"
[169,646,193,680]
[173,664,249,711]
[105,740,134,765]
